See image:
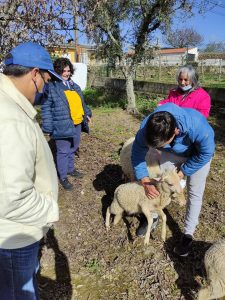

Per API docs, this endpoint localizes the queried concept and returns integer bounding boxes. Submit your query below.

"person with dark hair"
[41,57,92,191]
[158,65,211,118]
[0,42,59,299]
[132,103,215,257]
[144,112,177,148]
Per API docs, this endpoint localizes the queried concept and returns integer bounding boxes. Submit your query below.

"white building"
[151,47,198,66]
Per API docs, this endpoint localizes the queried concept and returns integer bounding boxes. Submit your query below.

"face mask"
[179,85,192,92]
[34,83,49,106]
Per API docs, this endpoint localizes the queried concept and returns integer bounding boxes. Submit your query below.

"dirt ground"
[38,107,225,300]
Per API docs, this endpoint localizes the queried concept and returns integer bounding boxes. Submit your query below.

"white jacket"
[0,74,59,249]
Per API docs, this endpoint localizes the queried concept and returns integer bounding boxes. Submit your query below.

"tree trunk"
[125,74,138,115]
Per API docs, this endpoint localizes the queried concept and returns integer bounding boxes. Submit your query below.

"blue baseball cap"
[4,42,62,81]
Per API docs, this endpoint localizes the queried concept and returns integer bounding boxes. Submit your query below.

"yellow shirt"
[64,90,84,125]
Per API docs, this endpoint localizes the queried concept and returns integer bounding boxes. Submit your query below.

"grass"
[134,74,225,89]
[85,259,102,274]
[83,88,126,109]
[83,87,159,116]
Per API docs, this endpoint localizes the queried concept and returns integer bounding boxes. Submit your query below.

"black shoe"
[136,217,159,237]
[68,170,84,179]
[60,178,73,191]
[173,234,193,257]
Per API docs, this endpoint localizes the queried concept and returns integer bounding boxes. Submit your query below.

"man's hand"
[141,177,160,199]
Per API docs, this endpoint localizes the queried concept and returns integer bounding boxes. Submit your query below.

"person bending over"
[132,103,215,257]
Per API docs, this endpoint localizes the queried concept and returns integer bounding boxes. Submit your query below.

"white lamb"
[105,169,186,245]
[120,137,161,181]
[198,239,225,300]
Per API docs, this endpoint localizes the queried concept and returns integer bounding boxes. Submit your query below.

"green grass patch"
[83,87,160,116]
[136,94,161,116]
[85,259,102,274]
[83,87,126,109]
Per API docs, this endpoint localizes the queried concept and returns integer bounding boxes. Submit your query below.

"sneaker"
[136,217,159,237]
[173,234,193,257]
[60,178,73,191]
[68,170,84,179]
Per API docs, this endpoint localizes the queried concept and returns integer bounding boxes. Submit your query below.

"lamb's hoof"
[106,226,110,232]
[144,239,149,245]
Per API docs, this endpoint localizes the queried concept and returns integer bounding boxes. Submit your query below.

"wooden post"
[159,53,161,80]
[201,61,204,80]
[74,9,78,62]
[219,58,222,81]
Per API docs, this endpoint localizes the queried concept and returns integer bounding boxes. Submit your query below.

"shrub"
[136,94,162,116]
[83,87,126,108]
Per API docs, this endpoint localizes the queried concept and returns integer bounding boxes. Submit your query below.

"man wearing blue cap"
[0,42,60,299]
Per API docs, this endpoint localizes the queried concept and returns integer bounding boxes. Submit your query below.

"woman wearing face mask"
[158,65,211,118]
[41,57,92,191]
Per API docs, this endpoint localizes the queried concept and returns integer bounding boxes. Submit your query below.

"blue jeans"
[0,241,40,300]
[55,125,81,180]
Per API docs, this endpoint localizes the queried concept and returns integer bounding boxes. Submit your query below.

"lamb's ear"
[157,174,168,182]
[153,176,162,182]
[173,167,178,173]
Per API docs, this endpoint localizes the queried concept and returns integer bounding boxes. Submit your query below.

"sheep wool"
[106,170,186,245]
[198,239,225,300]
[120,137,161,181]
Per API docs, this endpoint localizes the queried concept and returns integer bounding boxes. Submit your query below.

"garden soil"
[39,107,225,300]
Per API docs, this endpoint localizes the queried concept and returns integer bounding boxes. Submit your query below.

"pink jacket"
[158,87,211,118]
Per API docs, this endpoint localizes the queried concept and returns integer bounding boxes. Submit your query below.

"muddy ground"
[39,107,225,300]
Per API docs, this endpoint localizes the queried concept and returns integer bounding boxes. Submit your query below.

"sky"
[76,1,225,49]
[190,5,225,45]
[158,1,225,48]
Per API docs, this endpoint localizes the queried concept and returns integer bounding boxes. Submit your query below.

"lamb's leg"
[197,286,211,300]
[109,200,123,226]
[105,207,111,230]
[141,206,153,245]
[113,214,123,225]
[207,278,225,300]
[158,209,167,241]
[198,277,225,300]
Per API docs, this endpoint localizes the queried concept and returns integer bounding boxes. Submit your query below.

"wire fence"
[89,60,225,88]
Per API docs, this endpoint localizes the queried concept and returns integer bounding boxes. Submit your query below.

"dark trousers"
[55,124,81,180]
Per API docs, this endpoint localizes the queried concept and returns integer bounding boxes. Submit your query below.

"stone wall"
[90,76,225,106]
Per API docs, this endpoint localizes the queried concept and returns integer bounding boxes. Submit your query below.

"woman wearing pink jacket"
[158,65,211,118]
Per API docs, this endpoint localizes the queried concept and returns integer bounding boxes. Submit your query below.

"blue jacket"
[131,103,215,180]
[41,80,92,139]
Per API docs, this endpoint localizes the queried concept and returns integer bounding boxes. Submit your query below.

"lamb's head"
[170,190,186,206]
[161,169,182,193]
[155,169,186,207]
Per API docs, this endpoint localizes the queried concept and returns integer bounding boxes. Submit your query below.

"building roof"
[160,47,195,54]
[49,43,96,51]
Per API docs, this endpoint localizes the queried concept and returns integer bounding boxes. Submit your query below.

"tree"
[0,0,74,59]
[76,0,217,113]
[164,27,204,48]
[0,0,219,113]
[203,41,225,53]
